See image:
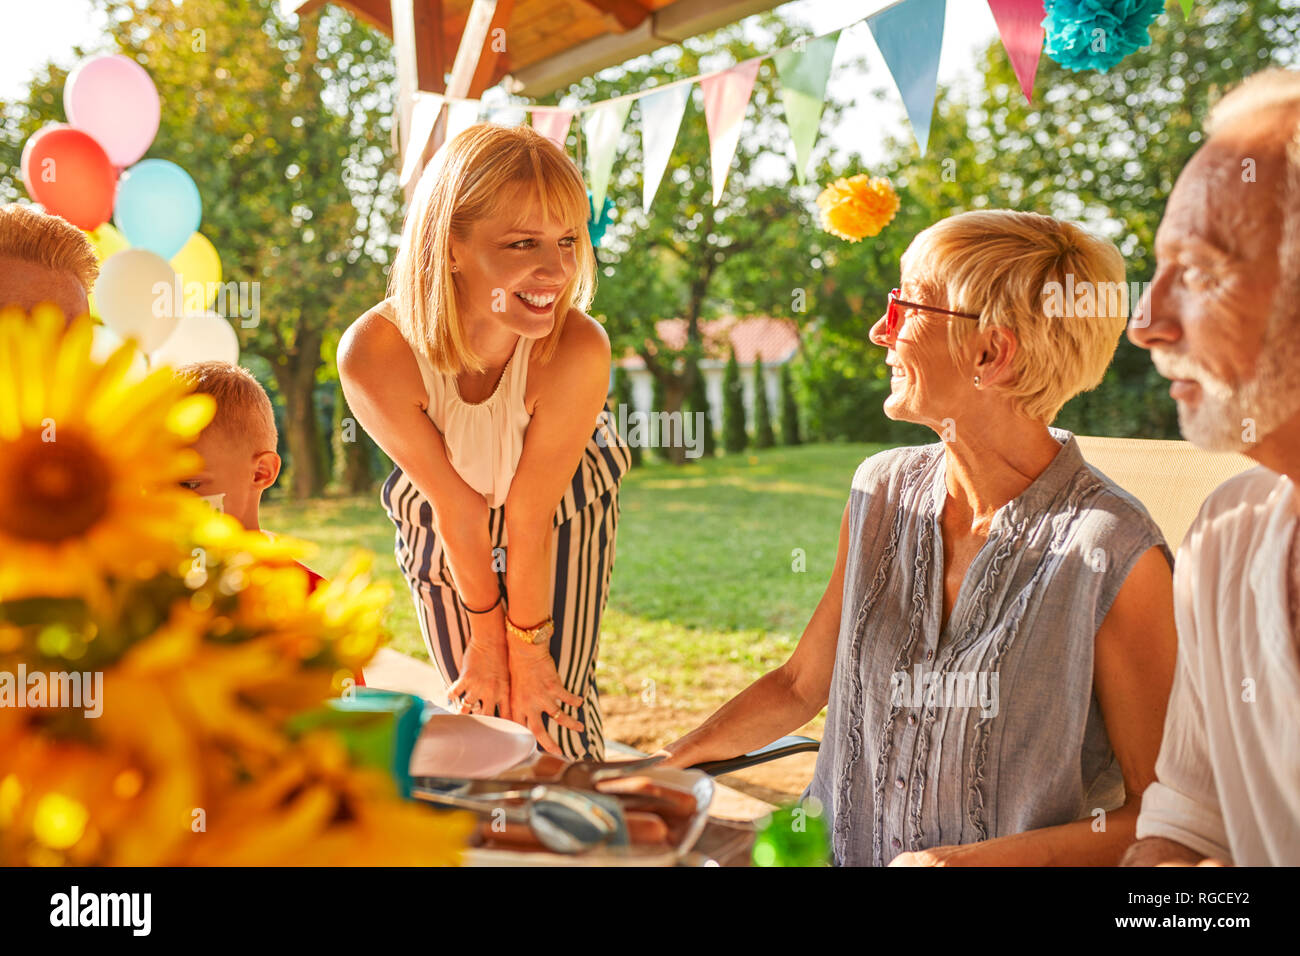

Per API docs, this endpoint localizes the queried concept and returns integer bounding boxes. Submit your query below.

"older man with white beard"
[1124,69,1300,867]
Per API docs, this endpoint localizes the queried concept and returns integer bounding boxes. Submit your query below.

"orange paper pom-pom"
[815,175,900,241]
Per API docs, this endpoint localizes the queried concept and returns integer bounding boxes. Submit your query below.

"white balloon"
[89,324,149,381]
[93,248,179,353]
[149,311,240,368]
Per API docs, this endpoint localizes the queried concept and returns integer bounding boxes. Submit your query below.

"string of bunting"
[403,0,1198,215]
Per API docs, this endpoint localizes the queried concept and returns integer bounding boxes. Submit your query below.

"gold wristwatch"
[506,615,554,646]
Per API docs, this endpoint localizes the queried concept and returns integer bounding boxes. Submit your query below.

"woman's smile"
[515,288,560,313]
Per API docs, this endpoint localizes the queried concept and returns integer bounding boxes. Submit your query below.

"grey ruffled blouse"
[803,428,1170,866]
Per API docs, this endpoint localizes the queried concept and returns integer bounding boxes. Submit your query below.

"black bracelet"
[463,592,502,615]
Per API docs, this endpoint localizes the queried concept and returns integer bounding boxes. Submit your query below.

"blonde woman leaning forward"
[339,125,630,760]
[661,211,1177,865]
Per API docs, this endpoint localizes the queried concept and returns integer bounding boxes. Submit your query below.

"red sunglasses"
[884,288,980,340]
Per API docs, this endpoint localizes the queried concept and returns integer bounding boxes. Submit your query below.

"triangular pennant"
[532,107,574,149]
[1179,0,1193,16]
[869,0,946,156]
[400,93,444,188]
[444,99,482,145]
[638,83,691,214]
[485,104,527,127]
[772,31,840,185]
[583,99,631,212]
[700,60,760,206]
[987,0,1045,103]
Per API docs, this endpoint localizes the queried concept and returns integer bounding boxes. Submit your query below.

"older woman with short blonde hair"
[339,124,630,760]
[664,209,1178,866]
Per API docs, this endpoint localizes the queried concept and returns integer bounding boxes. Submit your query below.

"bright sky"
[0,0,111,98]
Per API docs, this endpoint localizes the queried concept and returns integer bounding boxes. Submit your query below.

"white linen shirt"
[1136,466,1300,865]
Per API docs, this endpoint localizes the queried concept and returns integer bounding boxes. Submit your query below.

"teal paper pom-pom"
[1043,0,1165,73]
[587,191,615,248]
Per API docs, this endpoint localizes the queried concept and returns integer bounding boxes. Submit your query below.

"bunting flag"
[583,99,631,212]
[532,107,574,149]
[638,83,692,213]
[393,0,1188,218]
[400,93,443,188]
[445,98,482,145]
[987,0,1046,103]
[485,104,527,126]
[772,31,840,185]
[869,0,946,155]
[700,60,760,206]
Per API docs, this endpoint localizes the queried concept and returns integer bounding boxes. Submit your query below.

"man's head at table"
[0,203,98,320]
[174,361,281,532]
[1130,68,1300,468]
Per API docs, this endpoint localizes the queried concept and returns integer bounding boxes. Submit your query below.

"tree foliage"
[1,0,401,497]
[753,355,775,449]
[722,346,747,453]
[780,361,801,446]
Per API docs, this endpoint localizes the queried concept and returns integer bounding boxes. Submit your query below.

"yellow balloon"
[169,232,223,311]
[85,223,129,264]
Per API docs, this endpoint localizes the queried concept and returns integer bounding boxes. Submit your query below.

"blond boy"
[175,361,283,532]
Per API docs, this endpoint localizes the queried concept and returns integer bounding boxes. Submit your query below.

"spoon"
[413,784,629,854]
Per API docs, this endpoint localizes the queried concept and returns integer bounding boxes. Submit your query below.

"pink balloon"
[64,55,161,168]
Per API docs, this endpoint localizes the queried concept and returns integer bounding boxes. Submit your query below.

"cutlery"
[412,784,630,854]
[410,752,667,796]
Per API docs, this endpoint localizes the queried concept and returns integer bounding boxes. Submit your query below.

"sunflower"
[0,306,215,609]
[815,174,900,241]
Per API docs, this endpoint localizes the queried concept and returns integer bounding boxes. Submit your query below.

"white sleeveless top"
[375,299,533,508]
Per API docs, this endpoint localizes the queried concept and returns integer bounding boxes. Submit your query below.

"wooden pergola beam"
[576,0,653,32]
[467,0,515,99]
[288,0,789,197]
[444,0,498,99]
[395,0,502,197]
[505,0,785,96]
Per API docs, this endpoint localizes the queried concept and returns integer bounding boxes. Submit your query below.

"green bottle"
[751,798,830,867]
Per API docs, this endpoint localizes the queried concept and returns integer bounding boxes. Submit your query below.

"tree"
[611,364,641,467]
[722,346,747,453]
[780,361,801,446]
[753,355,775,448]
[856,0,1300,440]
[1,0,403,497]
[684,356,716,458]
[332,381,374,492]
[651,370,669,461]
[545,15,868,464]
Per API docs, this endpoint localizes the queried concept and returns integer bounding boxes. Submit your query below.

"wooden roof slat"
[290,0,785,99]
[467,0,516,97]
[575,0,653,32]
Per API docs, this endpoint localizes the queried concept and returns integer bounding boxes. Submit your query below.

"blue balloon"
[114,159,201,261]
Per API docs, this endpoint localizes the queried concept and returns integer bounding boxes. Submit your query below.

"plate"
[460,766,716,867]
[408,714,537,779]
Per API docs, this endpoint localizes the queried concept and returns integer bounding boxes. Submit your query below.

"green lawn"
[263,441,888,714]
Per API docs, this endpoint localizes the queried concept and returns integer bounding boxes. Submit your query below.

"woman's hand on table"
[888,844,970,867]
[650,744,692,769]
[507,639,585,757]
[447,615,512,721]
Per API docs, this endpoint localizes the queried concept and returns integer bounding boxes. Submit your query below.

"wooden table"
[368,647,770,865]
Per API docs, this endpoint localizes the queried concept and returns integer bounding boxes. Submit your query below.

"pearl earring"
[451,265,459,272]
[974,375,981,387]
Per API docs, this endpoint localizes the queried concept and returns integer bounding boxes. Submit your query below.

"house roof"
[287,0,787,98]
[618,316,800,368]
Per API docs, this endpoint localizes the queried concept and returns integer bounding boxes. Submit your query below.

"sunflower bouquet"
[0,306,472,865]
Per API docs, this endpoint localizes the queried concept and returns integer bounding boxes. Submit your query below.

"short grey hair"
[1206,69,1300,324]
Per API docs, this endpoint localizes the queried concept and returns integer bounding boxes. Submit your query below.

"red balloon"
[20,125,117,230]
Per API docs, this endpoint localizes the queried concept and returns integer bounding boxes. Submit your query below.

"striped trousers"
[381,408,631,761]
